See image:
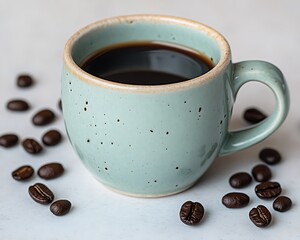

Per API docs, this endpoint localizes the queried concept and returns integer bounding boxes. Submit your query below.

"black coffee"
[81,42,214,85]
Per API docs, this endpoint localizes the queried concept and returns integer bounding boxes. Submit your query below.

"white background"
[0,0,299,239]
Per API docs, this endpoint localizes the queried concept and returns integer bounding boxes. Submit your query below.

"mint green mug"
[62,15,289,197]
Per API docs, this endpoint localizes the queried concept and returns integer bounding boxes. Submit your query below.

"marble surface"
[0,0,300,239]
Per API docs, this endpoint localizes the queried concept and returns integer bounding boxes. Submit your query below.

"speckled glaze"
[62,15,289,197]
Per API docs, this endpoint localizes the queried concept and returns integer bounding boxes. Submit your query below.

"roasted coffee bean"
[38,162,64,180]
[0,134,19,148]
[42,130,62,146]
[22,138,43,154]
[259,148,281,165]
[229,172,252,188]
[249,205,272,227]
[17,74,34,88]
[32,109,55,126]
[28,183,54,204]
[179,201,204,225]
[12,165,34,181]
[58,99,62,111]
[222,192,250,208]
[273,196,292,212]
[255,181,282,199]
[6,99,30,111]
[50,200,71,216]
[251,164,272,182]
[243,108,267,124]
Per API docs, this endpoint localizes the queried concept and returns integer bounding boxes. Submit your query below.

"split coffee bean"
[259,148,281,165]
[0,134,19,148]
[273,196,292,212]
[50,200,72,216]
[17,74,34,88]
[179,201,204,225]
[12,165,34,181]
[251,164,272,182]
[249,205,272,228]
[229,172,252,188]
[255,181,282,199]
[22,138,43,154]
[222,192,250,208]
[28,183,54,204]
[6,99,30,111]
[38,162,64,180]
[243,108,267,124]
[32,109,55,126]
[42,130,62,146]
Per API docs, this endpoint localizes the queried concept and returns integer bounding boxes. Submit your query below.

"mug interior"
[65,15,231,90]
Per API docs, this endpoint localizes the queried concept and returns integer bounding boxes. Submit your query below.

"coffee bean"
[243,108,267,124]
[179,201,204,225]
[12,165,34,181]
[259,148,281,165]
[6,99,30,111]
[273,196,292,212]
[50,200,71,216]
[38,163,64,180]
[32,109,55,126]
[249,205,272,227]
[0,134,19,148]
[255,181,282,199]
[251,164,272,182]
[17,74,34,88]
[58,99,62,111]
[22,138,43,154]
[42,130,62,146]
[229,172,252,188]
[28,183,54,204]
[222,192,250,208]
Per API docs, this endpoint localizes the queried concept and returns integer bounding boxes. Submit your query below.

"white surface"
[0,0,300,239]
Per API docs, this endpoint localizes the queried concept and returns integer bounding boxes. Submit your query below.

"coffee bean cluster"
[0,74,71,216]
[12,162,64,181]
[226,148,292,228]
[28,183,71,216]
[179,147,292,227]
[179,108,292,227]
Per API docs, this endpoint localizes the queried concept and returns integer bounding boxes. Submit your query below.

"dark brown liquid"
[81,42,214,85]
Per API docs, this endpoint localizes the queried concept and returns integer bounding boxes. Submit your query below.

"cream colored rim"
[64,14,231,93]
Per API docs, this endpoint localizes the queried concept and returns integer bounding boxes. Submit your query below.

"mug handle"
[219,60,289,156]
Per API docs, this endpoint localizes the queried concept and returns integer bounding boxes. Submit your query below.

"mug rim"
[64,14,231,93]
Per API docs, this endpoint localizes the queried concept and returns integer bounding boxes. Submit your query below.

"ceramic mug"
[61,15,289,197]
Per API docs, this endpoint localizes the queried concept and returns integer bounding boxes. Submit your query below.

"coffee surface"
[81,42,214,85]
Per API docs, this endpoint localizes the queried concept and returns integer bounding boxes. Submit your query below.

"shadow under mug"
[62,15,289,197]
